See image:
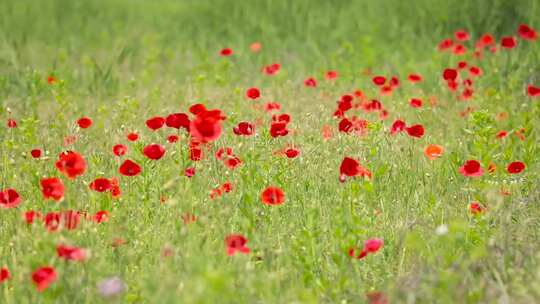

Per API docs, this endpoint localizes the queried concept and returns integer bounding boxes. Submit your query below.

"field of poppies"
[1,0,540,303]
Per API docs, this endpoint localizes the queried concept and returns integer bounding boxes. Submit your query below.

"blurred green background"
[1,0,538,98]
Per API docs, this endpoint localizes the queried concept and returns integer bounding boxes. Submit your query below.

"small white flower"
[435,224,448,235]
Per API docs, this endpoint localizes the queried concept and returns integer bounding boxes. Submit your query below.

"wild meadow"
[1,0,540,303]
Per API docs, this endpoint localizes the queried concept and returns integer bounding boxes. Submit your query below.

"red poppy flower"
[452,44,467,55]
[261,186,285,206]
[407,73,422,83]
[110,178,121,198]
[127,132,139,142]
[284,147,300,158]
[0,188,22,208]
[507,161,525,174]
[167,135,179,143]
[364,99,382,112]
[47,75,57,84]
[518,24,537,41]
[40,178,64,201]
[528,84,540,97]
[334,108,345,118]
[143,144,166,160]
[165,113,190,130]
[246,87,261,100]
[338,118,352,133]
[476,34,495,48]
[146,116,165,131]
[304,77,317,87]
[55,151,86,179]
[77,117,93,129]
[233,121,255,135]
[388,76,399,88]
[89,178,113,192]
[0,268,9,283]
[442,68,458,81]
[339,157,372,182]
[405,124,424,138]
[372,76,386,86]
[263,63,281,75]
[24,210,41,224]
[409,98,422,108]
[273,113,290,123]
[459,160,484,177]
[264,102,281,112]
[190,144,203,161]
[390,119,406,135]
[93,210,109,223]
[339,117,368,135]
[31,149,42,158]
[364,238,384,253]
[62,210,81,230]
[215,147,233,160]
[32,266,57,292]
[250,42,262,52]
[225,234,250,256]
[209,187,223,200]
[6,118,17,128]
[337,95,353,113]
[57,244,87,261]
[468,66,482,77]
[325,70,338,80]
[348,238,383,260]
[496,131,507,139]
[460,87,474,100]
[501,36,517,49]
[222,182,233,193]
[379,110,389,120]
[189,108,226,143]
[454,30,469,41]
[44,212,61,231]
[438,38,453,50]
[189,103,206,115]
[447,80,458,91]
[112,144,127,156]
[224,155,242,169]
[220,48,233,56]
[119,159,142,176]
[469,202,485,215]
[43,212,61,232]
[184,167,196,177]
[270,121,289,138]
